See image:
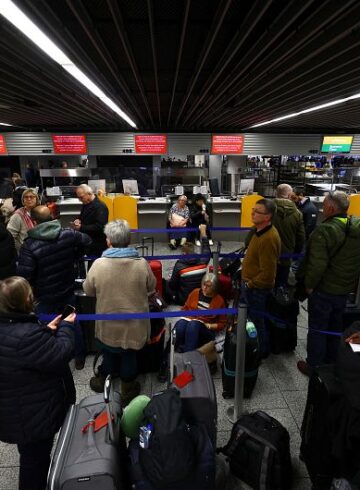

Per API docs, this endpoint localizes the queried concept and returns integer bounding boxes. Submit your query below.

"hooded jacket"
[0,223,16,279]
[17,220,91,302]
[272,199,305,263]
[297,198,319,239]
[0,312,74,445]
[299,214,360,295]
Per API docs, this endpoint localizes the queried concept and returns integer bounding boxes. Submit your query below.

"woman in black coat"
[0,276,75,490]
[0,212,16,279]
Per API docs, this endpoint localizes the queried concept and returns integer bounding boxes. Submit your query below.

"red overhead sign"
[211,134,244,154]
[0,135,7,154]
[52,134,87,154]
[135,134,167,154]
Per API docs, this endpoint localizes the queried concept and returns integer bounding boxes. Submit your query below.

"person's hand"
[345,332,360,344]
[47,314,62,331]
[206,323,217,330]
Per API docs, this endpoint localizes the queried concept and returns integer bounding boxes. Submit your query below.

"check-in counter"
[136,197,170,242]
[210,197,242,242]
[56,198,82,228]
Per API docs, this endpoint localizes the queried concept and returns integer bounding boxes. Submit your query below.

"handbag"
[170,213,187,227]
[219,248,244,277]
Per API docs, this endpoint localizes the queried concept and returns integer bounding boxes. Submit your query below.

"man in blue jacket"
[17,205,91,369]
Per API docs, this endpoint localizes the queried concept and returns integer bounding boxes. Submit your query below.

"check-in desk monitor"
[122,179,139,195]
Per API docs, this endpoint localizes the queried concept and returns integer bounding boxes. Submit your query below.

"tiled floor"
[0,241,312,489]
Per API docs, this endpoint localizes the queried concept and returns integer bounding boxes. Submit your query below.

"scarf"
[102,247,139,258]
[15,207,34,230]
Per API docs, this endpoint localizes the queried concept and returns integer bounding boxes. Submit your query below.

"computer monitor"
[122,179,139,195]
[209,178,220,196]
[238,178,255,194]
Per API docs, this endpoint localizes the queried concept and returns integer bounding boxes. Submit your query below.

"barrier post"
[212,241,221,275]
[226,303,247,423]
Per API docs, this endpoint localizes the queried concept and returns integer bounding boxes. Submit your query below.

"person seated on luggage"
[84,219,156,404]
[174,272,227,352]
[168,195,190,250]
[0,276,76,490]
[165,224,211,305]
[190,193,213,246]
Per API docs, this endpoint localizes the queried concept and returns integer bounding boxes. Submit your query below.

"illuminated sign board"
[135,134,167,154]
[321,136,353,153]
[211,134,245,154]
[52,134,87,154]
[0,135,7,154]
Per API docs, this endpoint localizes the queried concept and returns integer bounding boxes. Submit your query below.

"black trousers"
[17,437,53,490]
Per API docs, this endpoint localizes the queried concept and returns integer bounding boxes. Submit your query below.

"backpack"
[139,389,195,488]
[218,247,244,277]
[220,411,292,490]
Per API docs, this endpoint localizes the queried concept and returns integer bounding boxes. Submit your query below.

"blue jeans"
[168,227,189,242]
[241,282,271,356]
[175,319,215,352]
[307,290,347,368]
[35,294,85,361]
[99,346,137,381]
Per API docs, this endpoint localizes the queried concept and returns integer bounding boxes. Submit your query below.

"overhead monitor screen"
[321,136,353,153]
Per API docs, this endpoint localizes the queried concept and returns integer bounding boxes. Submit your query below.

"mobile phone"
[60,304,76,320]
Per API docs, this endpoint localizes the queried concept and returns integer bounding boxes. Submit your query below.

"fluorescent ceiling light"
[249,92,360,128]
[0,0,137,128]
[0,122,12,126]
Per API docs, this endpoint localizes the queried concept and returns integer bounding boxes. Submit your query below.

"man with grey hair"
[272,183,305,285]
[71,184,109,258]
[297,191,360,376]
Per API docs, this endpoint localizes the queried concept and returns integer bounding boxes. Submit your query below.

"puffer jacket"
[17,220,91,302]
[0,223,16,279]
[273,198,305,263]
[300,214,360,295]
[0,312,74,445]
[297,198,319,239]
[168,237,211,305]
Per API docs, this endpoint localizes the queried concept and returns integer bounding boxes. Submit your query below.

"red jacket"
[182,288,227,331]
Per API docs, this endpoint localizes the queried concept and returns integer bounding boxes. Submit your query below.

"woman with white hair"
[168,195,190,249]
[84,219,156,404]
[7,188,40,251]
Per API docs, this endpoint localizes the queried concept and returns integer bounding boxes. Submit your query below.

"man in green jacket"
[297,191,360,376]
[272,184,305,286]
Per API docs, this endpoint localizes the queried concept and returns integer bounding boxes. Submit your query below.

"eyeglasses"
[252,208,269,215]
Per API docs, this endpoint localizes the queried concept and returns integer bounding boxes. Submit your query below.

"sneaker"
[195,240,201,246]
[297,360,312,377]
[180,237,187,246]
[208,239,214,246]
[90,374,106,393]
[169,239,177,250]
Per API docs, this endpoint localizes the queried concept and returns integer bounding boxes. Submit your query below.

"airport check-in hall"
[0,1,360,489]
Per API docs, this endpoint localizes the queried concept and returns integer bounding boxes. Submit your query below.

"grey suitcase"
[47,377,126,490]
[169,325,217,447]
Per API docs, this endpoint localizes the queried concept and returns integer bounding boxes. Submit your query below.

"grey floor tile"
[0,468,18,490]
[268,354,310,391]
[0,444,19,467]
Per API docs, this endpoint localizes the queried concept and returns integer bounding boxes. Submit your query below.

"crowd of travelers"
[0,178,360,489]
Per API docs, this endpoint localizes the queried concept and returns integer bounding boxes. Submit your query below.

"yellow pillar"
[348,194,360,218]
[240,195,264,227]
[98,194,114,222]
[113,195,138,229]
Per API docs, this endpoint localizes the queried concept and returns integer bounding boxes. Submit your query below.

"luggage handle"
[104,375,116,443]
[135,245,148,257]
[183,360,193,376]
[142,236,154,256]
[169,323,177,385]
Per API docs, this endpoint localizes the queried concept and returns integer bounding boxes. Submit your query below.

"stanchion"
[213,248,219,275]
[226,303,247,423]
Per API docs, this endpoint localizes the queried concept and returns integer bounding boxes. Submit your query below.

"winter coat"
[7,210,32,251]
[190,203,210,228]
[297,198,319,239]
[78,196,108,257]
[273,198,305,264]
[0,223,16,279]
[182,288,227,331]
[83,254,156,349]
[299,214,360,295]
[168,237,211,305]
[0,312,74,445]
[17,220,91,303]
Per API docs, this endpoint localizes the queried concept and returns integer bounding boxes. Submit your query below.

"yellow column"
[241,195,264,227]
[113,195,138,229]
[348,194,360,218]
[98,194,114,222]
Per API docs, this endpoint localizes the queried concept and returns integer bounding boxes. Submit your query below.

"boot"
[90,374,106,393]
[121,379,141,406]
[197,341,218,374]
[180,237,187,246]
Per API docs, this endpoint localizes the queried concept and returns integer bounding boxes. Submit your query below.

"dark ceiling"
[1,0,360,132]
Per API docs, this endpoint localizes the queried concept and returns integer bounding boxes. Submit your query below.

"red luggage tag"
[81,410,113,433]
[173,370,194,388]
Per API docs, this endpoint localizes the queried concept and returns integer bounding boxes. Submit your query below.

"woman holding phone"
[0,276,76,490]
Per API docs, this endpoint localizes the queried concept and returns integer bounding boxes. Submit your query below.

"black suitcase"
[220,410,292,490]
[47,377,127,490]
[266,287,299,354]
[137,318,165,374]
[221,321,260,399]
[74,289,97,354]
[300,365,344,490]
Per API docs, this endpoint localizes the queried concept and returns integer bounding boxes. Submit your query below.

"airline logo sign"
[211,134,245,154]
[0,135,7,154]
[135,134,167,154]
[52,134,87,154]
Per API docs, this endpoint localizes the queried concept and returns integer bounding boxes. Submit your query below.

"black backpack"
[220,411,292,490]
[139,388,195,488]
[219,247,244,277]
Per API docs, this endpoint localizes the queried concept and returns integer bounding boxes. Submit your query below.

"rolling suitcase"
[266,287,299,354]
[221,320,260,399]
[47,377,127,490]
[74,289,97,354]
[149,260,163,295]
[300,365,344,489]
[169,326,217,448]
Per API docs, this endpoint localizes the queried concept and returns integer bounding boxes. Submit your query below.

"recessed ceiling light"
[0,122,12,126]
[0,0,137,128]
[249,92,360,128]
